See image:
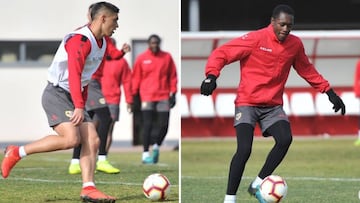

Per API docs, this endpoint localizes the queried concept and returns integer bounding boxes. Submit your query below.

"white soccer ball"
[260,175,288,203]
[143,173,171,201]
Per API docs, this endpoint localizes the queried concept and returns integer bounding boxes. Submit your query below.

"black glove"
[132,93,141,112]
[200,74,217,96]
[169,94,176,108]
[326,89,346,115]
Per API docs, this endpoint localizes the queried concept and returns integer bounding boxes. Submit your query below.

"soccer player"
[132,34,178,164]
[199,4,346,203]
[1,2,121,202]
[100,38,133,153]
[68,6,131,175]
[353,60,360,146]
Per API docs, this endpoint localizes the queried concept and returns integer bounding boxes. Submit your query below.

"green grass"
[0,148,179,203]
[181,137,360,203]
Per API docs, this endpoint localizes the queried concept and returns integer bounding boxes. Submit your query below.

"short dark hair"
[148,34,161,43]
[272,4,294,19]
[90,2,119,20]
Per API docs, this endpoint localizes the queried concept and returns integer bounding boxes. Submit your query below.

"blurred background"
[0,0,180,146]
[181,0,360,137]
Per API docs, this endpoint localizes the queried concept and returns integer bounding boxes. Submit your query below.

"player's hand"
[326,89,346,115]
[122,43,131,53]
[169,93,176,108]
[200,74,217,96]
[70,108,85,126]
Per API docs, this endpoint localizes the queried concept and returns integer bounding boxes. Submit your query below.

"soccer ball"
[259,175,288,203]
[143,173,171,201]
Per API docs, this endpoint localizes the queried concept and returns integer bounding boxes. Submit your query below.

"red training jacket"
[354,60,360,97]
[91,36,125,81]
[132,49,177,101]
[101,58,133,105]
[205,24,330,107]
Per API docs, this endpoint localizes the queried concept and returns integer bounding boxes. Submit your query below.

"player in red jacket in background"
[101,38,133,153]
[200,4,346,203]
[132,34,178,164]
[353,60,360,146]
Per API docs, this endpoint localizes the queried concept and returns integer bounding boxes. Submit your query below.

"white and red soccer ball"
[143,173,171,201]
[260,175,288,203]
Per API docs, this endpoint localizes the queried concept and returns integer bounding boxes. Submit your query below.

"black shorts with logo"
[234,105,289,136]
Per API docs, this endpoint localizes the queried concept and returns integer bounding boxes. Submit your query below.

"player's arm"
[353,60,360,98]
[168,55,177,108]
[131,58,142,96]
[65,34,91,125]
[168,55,178,95]
[121,60,134,112]
[105,36,131,60]
[205,33,255,77]
[201,33,255,96]
[293,41,345,115]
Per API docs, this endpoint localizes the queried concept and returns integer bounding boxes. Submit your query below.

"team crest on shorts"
[142,102,148,108]
[65,110,73,118]
[235,112,242,120]
[99,98,106,104]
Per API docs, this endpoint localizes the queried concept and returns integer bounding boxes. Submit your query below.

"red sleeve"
[105,36,125,60]
[293,41,330,93]
[131,57,142,95]
[354,60,360,97]
[205,32,255,77]
[65,34,91,109]
[120,60,133,103]
[168,55,178,94]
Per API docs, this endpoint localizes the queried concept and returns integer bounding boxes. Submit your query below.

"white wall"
[0,0,180,143]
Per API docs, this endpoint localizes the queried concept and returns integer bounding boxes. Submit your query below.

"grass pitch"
[181,137,360,203]
[0,146,179,203]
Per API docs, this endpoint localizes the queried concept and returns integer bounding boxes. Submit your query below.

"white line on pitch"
[1,177,179,186]
[182,176,360,182]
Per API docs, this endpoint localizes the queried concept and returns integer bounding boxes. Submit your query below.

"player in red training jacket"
[200,4,346,203]
[353,60,360,146]
[132,34,178,164]
[1,2,121,202]
[101,38,133,156]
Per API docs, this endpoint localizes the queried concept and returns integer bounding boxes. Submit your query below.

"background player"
[101,38,133,154]
[353,60,360,146]
[1,2,121,202]
[200,4,346,203]
[132,34,178,164]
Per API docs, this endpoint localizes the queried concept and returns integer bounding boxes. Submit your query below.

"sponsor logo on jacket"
[143,59,152,64]
[259,46,272,52]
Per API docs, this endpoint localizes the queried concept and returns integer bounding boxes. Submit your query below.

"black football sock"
[258,120,292,179]
[155,111,170,146]
[226,123,254,195]
[142,110,154,152]
[93,107,112,156]
[72,144,81,159]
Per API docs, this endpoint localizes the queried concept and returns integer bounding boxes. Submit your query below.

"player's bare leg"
[79,122,98,184]
[25,122,81,154]
[1,122,81,178]
[79,122,116,202]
